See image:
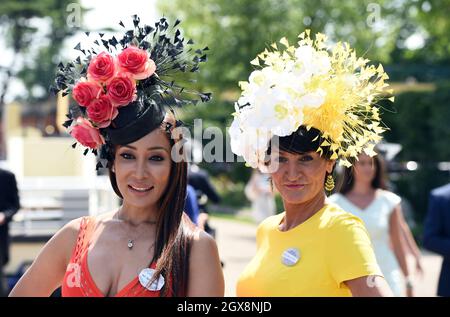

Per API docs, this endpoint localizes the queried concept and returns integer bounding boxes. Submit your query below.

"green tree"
[401,0,450,63]
[158,0,406,93]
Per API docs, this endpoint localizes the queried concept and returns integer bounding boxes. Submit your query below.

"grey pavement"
[211,216,443,297]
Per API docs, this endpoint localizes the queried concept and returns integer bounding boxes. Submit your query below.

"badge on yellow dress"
[281,248,301,266]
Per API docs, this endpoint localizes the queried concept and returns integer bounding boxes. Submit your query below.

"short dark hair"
[275,125,333,159]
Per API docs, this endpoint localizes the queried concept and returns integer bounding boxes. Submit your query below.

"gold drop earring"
[324,173,335,193]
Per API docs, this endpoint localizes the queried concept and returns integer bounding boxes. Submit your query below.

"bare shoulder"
[63,217,84,232]
[192,229,215,243]
[187,229,224,296]
[48,217,85,263]
[58,217,83,239]
[190,229,218,258]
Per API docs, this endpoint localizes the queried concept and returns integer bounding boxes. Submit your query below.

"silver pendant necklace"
[115,209,157,250]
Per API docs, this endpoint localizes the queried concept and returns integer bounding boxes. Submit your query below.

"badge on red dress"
[138,268,165,291]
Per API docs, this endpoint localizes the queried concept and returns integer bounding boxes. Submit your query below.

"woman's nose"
[286,162,301,181]
[134,158,149,179]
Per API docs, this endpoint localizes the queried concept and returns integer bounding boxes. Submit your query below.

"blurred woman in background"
[329,152,423,296]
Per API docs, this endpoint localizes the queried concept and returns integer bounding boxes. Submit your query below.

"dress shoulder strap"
[72,216,96,264]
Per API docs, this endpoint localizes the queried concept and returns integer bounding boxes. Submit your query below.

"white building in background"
[1,99,119,279]
[2,98,118,250]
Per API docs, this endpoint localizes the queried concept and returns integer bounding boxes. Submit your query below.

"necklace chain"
[115,209,157,250]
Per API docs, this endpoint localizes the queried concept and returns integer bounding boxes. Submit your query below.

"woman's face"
[353,153,376,184]
[270,149,334,205]
[113,128,172,211]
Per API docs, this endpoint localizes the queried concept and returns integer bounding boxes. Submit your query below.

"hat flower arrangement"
[70,46,155,147]
[52,16,210,159]
[229,30,394,170]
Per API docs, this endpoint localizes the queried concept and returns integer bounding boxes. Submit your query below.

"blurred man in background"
[423,182,450,297]
[0,168,20,296]
[188,163,221,236]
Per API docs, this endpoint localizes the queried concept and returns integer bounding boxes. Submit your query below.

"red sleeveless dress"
[61,216,167,297]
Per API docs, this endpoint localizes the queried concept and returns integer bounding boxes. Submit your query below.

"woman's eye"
[120,153,134,159]
[276,156,287,163]
[300,155,313,162]
[150,155,164,161]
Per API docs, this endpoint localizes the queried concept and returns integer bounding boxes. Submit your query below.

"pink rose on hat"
[87,52,116,83]
[106,73,137,107]
[86,95,119,128]
[118,46,156,80]
[72,81,102,107]
[69,117,105,149]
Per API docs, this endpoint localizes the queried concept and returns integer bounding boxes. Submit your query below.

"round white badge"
[281,247,301,267]
[138,268,165,291]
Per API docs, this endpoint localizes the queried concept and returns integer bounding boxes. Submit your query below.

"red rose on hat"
[70,117,105,149]
[118,46,156,80]
[87,52,116,83]
[72,81,102,107]
[106,74,136,107]
[86,95,119,128]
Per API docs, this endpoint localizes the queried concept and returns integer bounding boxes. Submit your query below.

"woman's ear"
[326,160,336,174]
[111,163,115,173]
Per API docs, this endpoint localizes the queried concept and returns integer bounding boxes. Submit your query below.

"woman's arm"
[9,218,81,297]
[389,205,413,295]
[187,230,224,297]
[397,206,423,274]
[345,275,393,297]
[401,219,421,257]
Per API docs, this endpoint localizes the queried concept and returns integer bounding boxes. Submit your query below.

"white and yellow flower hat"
[229,30,393,170]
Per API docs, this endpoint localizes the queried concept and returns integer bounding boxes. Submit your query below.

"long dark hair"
[107,123,194,297]
[338,152,387,195]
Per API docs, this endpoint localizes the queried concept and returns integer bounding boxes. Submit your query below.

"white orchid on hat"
[229,30,393,170]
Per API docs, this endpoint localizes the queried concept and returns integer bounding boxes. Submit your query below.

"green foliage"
[275,194,284,214]
[383,82,450,162]
[158,0,406,92]
[159,0,301,92]
[383,82,450,223]
[405,0,450,63]
[216,180,249,208]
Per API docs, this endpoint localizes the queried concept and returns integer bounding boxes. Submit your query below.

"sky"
[81,0,158,30]
[64,0,160,63]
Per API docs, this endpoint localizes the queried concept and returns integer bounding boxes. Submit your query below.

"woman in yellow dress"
[228,31,394,296]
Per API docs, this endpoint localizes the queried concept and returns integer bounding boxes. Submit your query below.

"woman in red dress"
[10,16,224,297]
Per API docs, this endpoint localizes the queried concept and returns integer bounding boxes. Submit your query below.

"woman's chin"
[123,194,159,210]
[280,193,308,205]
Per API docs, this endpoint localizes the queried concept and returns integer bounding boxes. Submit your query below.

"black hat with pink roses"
[51,16,210,169]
